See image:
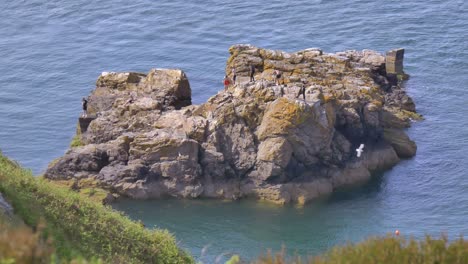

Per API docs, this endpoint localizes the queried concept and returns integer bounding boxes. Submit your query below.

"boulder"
[142,69,191,109]
[257,137,293,168]
[383,128,417,158]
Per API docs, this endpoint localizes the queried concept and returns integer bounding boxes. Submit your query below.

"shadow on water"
[329,170,387,203]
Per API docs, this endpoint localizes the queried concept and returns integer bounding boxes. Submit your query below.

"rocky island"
[45,45,420,205]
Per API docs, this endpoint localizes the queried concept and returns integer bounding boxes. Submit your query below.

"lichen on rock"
[45,45,419,205]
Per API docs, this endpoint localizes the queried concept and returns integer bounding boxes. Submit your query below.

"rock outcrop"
[45,45,421,205]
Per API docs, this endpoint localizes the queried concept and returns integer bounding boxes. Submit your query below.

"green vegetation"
[70,122,84,148]
[50,178,111,204]
[0,217,102,264]
[0,152,193,264]
[252,235,468,264]
[0,218,55,264]
[70,134,83,148]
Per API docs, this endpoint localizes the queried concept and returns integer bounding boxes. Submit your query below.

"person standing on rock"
[223,75,231,89]
[81,97,88,117]
[231,67,237,84]
[296,80,306,100]
[274,69,282,85]
[249,64,255,82]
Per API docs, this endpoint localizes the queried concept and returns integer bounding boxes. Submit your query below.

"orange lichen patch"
[323,94,336,103]
[254,187,288,205]
[257,98,313,140]
[370,100,383,108]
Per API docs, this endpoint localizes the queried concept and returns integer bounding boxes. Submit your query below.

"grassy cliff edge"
[0,151,193,264]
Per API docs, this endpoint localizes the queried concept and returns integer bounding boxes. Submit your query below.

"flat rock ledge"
[45,45,420,205]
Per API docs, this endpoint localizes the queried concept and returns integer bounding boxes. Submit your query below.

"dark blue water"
[1,0,467,261]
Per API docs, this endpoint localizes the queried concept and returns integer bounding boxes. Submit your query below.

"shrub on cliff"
[0,218,54,264]
[0,217,102,264]
[251,235,468,264]
[0,152,193,264]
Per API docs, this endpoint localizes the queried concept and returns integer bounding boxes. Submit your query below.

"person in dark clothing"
[249,64,255,82]
[82,97,88,117]
[274,69,282,85]
[232,67,237,84]
[296,81,306,100]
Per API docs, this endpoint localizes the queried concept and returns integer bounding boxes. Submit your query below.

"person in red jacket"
[223,75,231,89]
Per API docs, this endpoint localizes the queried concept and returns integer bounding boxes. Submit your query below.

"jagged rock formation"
[45,45,420,204]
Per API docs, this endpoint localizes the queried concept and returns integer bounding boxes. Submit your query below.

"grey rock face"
[45,45,420,204]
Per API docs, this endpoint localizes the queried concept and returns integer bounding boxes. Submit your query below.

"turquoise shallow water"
[1,0,467,261]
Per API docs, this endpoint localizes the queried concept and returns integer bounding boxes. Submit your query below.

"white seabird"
[356,143,365,157]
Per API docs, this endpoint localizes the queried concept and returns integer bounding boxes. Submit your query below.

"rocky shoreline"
[45,45,420,205]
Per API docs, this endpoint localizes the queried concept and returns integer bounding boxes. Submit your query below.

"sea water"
[1,0,467,261]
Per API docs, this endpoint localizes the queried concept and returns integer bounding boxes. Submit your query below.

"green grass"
[251,235,468,264]
[70,122,84,148]
[0,151,193,264]
[0,216,102,264]
[70,134,84,148]
[0,216,55,264]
